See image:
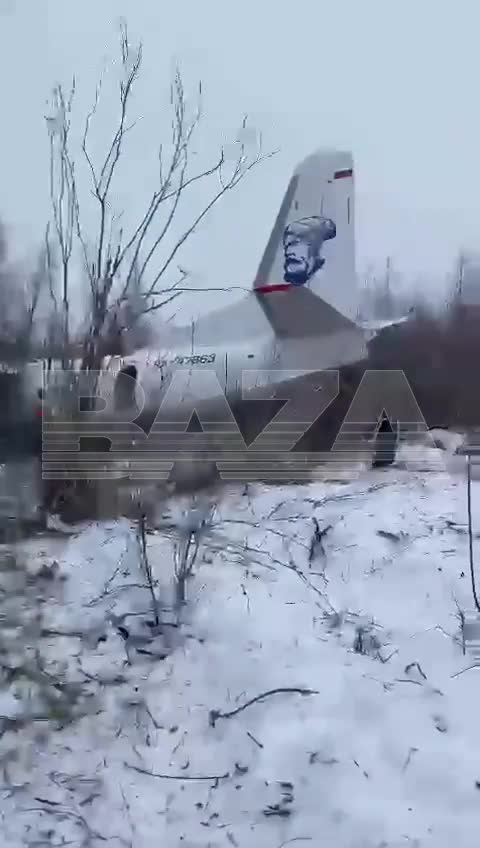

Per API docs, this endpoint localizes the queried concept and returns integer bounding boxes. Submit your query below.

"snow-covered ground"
[2,441,480,847]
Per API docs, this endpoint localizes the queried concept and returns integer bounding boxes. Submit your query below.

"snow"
[2,443,480,847]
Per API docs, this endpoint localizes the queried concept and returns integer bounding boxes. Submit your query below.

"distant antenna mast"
[385,256,391,295]
[382,256,393,319]
[456,253,465,303]
[190,319,195,355]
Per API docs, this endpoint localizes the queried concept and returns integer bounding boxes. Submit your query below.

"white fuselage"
[112,291,368,418]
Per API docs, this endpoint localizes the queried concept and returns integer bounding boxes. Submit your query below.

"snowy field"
[2,436,480,847]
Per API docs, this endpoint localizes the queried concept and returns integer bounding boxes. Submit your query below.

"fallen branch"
[124,761,229,781]
[85,581,153,607]
[451,663,480,679]
[246,730,264,749]
[19,806,107,843]
[402,746,418,772]
[377,529,406,543]
[264,805,291,818]
[404,661,427,680]
[222,539,334,612]
[209,687,318,727]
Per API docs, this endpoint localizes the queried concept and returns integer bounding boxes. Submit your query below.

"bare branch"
[137,290,182,318]
[44,222,58,312]
[45,25,274,368]
[148,284,249,296]
[24,248,46,338]
[46,79,79,357]
[124,761,230,781]
[209,687,319,727]
[117,71,194,289]
[80,24,142,286]
[81,79,103,193]
[116,74,275,301]
[149,143,276,291]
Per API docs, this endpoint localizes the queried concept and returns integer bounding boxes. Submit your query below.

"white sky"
[0,0,479,321]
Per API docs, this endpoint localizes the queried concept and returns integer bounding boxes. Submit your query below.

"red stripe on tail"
[255,283,292,294]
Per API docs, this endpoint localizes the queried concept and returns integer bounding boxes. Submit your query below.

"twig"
[144,703,163,730]
[378,648,399,664]
[83,565,122,606]
[171,730,186,756]
[19,805,107,843]
[308,518,332,564]
[402,746,418,772]
[453,597,466,654]
[209,687,318,727]
[137,512,160,626]
[174,520,202,614]
[264,805,291,818]
[451,663,480,678]
[33,797,61,807]
[246,730,264,749]
[120,784,136,843]
[221,538,334,611]
[405,661,427,680]
[124,761,229,781]
[85,581,153,607]
[377,529,405,542]
[219,518,309,550]
[241,583,251,614]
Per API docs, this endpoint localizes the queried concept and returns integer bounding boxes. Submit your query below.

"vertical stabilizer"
[253,149,358,326]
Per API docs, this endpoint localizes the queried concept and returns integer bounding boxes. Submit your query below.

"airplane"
[40,148,411,483]
[114,149,366,400]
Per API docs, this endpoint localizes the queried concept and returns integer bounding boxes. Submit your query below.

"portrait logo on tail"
[282,216,336,286]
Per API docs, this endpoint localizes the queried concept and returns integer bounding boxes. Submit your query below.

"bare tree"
[46,21,274,371]
[0,221,53,361]
[22,246,48,345]
[46,82,77,365]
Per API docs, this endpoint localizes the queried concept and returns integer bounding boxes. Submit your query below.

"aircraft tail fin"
[253,149,359,337]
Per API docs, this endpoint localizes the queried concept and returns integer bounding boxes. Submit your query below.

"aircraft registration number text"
[174,353,216,365]
[153,353,216,368]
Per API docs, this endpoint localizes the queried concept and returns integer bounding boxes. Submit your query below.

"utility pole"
[456,253,465,303]
[383,256,393,318]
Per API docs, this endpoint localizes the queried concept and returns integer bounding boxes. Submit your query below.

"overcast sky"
[0,0,479,321]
